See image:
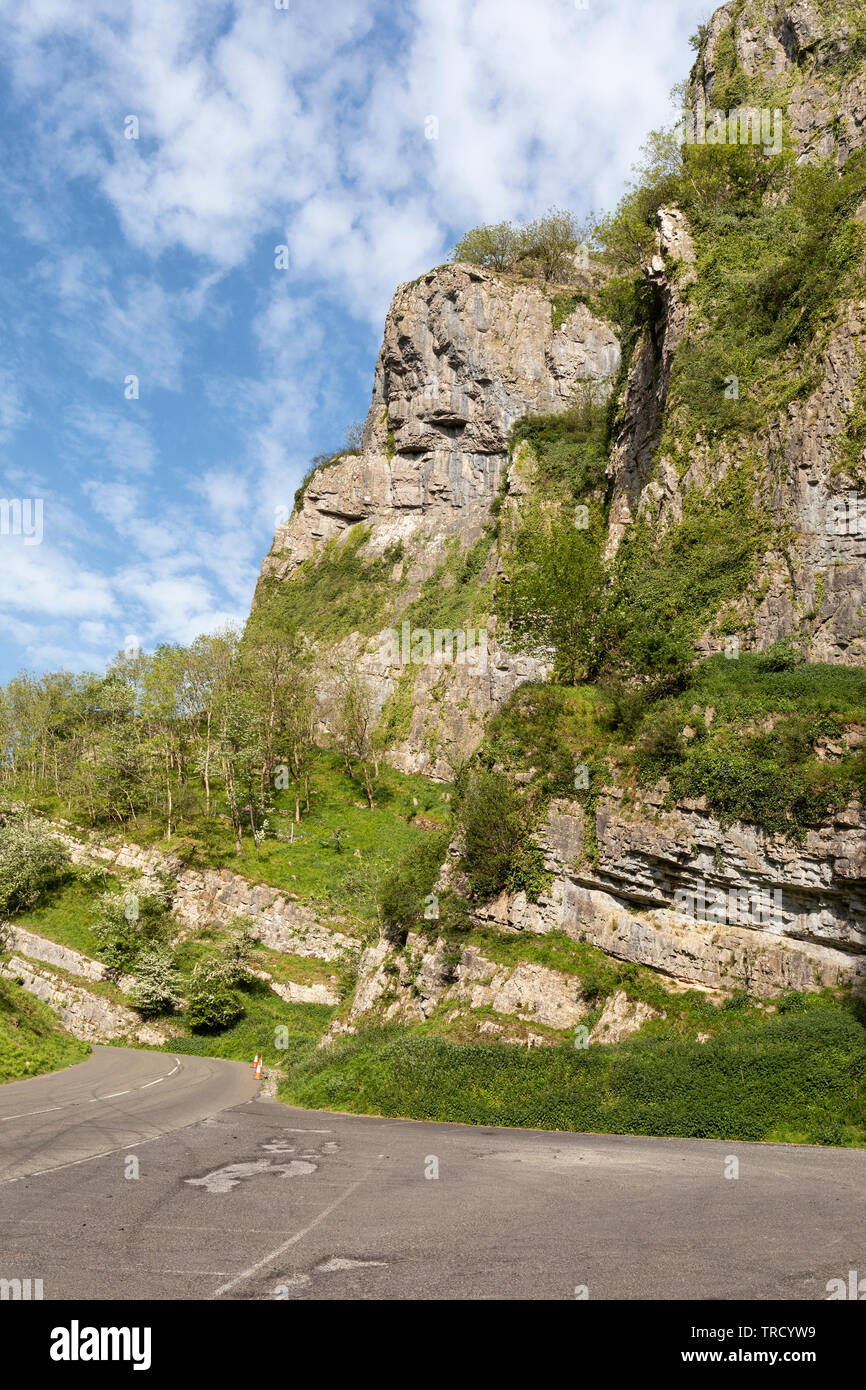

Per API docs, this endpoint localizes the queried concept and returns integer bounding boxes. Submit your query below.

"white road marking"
[0,1135,163,1183]
[316,1256,388,1272]
[0,1062,178,1124]
[0,1105,62,1121]
[211,1154,386,1299]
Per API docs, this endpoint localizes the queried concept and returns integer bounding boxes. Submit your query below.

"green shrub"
[380,830,449,931]
[256,525,407,643]
[91,888,172,973]
[0,815,69,917]
[604,463,770,681]
[451,208,588,284]
[186,960,245,1032]
[129,950,181,1017]
[450,220,525,272]
[458,769,546,901]
[509,391,609,499]
[502,502,607,685]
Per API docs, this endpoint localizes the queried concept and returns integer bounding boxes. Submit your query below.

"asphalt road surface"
[0,1046,862,1300]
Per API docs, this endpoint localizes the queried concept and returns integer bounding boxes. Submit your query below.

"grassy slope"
[10,876,111,956]
[0,977,89,1083]
[168,978,332,1071]
[7,681,866,1141]
[485,654,866,838]
[115,750,452,928]
[279,997,866,1147]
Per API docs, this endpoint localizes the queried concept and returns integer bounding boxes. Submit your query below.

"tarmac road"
[0,1046,862,1300]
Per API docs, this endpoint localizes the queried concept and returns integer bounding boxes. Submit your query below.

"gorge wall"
[249,0,866,1008]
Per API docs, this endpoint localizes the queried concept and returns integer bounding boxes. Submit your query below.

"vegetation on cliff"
[4,3,866,1138]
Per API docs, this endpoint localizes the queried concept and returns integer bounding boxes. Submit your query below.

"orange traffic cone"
[253,1053,260,1070]
[255,1057,263,1079]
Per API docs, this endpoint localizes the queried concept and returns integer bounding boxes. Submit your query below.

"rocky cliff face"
[451,792,866,999]
[259,263,620,776]
[605,199,866,664]
[249,0,866,1003]
[692,1,866,166]
[601,0,866,664]
[264,264,619,587]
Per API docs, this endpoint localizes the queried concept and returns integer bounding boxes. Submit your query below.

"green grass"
[627,654,866,835]
[604,462,772,681]
[8,753,453,930]
[404,532,495,633]
[482,653,866,837]
[9,872,118,956]
[123,751,453,926]
[0,977,90,1083]
[508,395,610,501]
[278,997,866,1145]
[549,291,592,331]
[166,977,333,1070]
[439,928,768,1038]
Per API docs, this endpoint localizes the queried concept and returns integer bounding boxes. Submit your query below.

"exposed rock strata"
[0,956,169,1046]
[459,794,866,998]
[691,1,866,167]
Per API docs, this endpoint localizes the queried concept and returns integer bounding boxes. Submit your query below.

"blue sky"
[0,0,705,682]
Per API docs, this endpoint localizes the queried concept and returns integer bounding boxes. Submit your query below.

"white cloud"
[0,0,705,680]
[0,0,699,317]
[0,540,117,618]
[67,405,157,475]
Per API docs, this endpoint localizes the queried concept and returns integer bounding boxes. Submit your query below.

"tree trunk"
[204,712,212,818]
[361,760,374,810]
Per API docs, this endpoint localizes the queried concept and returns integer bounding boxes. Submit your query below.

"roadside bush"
[0,816,69,917]
[186,960,245,1032]
[279,1003,866,1146]
[129,950,181,1017]
[218,926,257,987]
[91,888,172,973]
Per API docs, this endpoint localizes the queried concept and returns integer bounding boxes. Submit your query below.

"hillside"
[2,0,866,1141]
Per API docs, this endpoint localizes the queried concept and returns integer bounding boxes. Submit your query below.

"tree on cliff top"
[450,207,590,284]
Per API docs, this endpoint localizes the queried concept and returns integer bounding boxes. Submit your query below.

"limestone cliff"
[600,0,866,663]
[252,0,866,1005]
[265,264,619,586]
[258,262,620,777]
[692,0,866,166]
